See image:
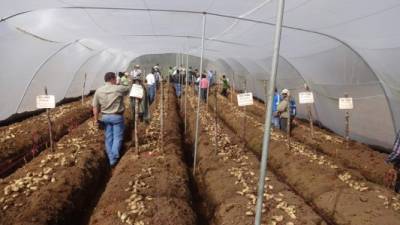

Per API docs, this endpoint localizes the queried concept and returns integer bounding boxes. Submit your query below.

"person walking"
[146,68,156,104]
[131,77,150,125]
[200,74,209,102]
[172,68,181,97]
[386,130,400,193]
[272,88,281,128]
[221,75,230,97]
[92,72,130,167]
[131,65,142,80]
[277,89,291,133]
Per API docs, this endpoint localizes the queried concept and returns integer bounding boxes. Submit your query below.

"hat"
[134,64,140,68]
[281,89,289,95]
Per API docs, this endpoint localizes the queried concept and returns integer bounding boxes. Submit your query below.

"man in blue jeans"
[93,72,130,167]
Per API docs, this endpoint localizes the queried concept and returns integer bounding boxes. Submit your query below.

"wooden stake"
[214,86,218,155]
[134,99,139,155]
[160,79,164,153]
[308,104,314,139]
[242,79,247,147]
[287,93,291,150]
[44,87,54,152]
[82,73,87,105]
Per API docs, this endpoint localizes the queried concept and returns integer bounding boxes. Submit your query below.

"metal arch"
[278,55,323,123]
[87,51,121,90]
[62,48,108,98]
[14,40,78,113]
[1,6,396,132]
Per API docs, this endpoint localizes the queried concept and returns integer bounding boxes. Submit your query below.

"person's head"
[104,72,116,84]
[151,67,156,74]
[201,74,206,78]
[274,88,278,93]
[134,64,140,69]
[169,66,172,69]
[281,88,289,97]
[222,75,226,79]
[118,72,124,78]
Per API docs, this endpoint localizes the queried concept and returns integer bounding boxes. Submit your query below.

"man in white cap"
[277,88,290,132]
[131,64,142,80]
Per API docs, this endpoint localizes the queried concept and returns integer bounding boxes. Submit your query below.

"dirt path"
[0,98,93,177]
[229,91,392,188]
[207,90,400,225]
[89,85,196,225]
[184,90,327,225]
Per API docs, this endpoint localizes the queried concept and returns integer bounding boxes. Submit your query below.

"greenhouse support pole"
[193,12,207,176]
[81,73,87,105]
[185,53,189,134]
[254,0,285,224]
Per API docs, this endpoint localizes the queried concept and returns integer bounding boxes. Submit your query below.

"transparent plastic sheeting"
[0,0,399,149]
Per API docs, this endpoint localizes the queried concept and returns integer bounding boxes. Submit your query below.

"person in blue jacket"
[272,88,281,128]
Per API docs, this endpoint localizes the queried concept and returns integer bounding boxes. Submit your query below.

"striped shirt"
[387,130,400,164]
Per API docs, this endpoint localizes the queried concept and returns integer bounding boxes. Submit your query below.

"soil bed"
[0,118,108,225]
[209,91,400,225]
[230,91,392,187]
[0,98,93,177]
[184,90,326,225]
[89,85,196,225]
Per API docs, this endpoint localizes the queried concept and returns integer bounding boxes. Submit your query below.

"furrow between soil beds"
[208,91,400,225]
[89,85,196,225]
[183,90,327,225]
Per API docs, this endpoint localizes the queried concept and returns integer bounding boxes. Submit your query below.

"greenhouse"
[0,1,399,225]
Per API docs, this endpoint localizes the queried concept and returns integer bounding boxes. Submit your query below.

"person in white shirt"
[131,65,142,80]
[146,68,156,104]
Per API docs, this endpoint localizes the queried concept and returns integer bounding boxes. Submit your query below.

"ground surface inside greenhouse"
[0,83,399,225]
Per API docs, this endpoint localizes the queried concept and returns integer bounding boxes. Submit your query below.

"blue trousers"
[102,114,124,166]
[147,84,156,104]
[272,115,280,128]
[175,83,181,97]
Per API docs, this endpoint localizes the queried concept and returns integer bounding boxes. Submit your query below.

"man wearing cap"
[92,72,130,167]
[277,89,290,132]
[131,65,142,80]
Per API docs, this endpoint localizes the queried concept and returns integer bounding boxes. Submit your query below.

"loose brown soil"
[184,90,326,225]
[209,91,400,225]
[0,98,93,177]
[0,118,108,225]
[230,91,392,187]
[89,86,196,225]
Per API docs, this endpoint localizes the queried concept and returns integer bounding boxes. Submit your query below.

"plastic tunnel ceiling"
[0,0,399,149]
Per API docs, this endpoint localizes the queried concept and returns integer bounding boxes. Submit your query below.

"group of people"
[92,64,162,167]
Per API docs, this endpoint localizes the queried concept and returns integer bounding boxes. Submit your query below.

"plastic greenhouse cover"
[0,0,399,149]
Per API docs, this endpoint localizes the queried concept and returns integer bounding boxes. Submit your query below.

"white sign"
[299,92,314,104]
[237,92,254,106]
[339,97,354,110]
[36,95,55,109]
[129,84,144,99]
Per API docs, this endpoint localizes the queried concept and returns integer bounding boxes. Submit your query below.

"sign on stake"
[339,94,353,149]
[299,88,314,139]
[37,87,55,152]
[130,84,144,99]
[237,92,254,107]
